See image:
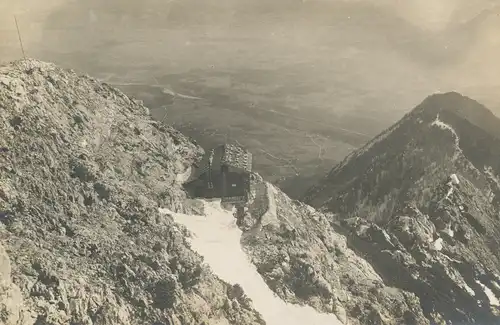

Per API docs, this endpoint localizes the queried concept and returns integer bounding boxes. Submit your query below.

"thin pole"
[14,15,26,59]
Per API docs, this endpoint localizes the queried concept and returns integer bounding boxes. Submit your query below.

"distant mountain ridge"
[303,91,500,324]
[305,91,500,220]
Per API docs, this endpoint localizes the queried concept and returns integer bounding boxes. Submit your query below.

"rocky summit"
[304,92,500,324]
[0,59,264,325]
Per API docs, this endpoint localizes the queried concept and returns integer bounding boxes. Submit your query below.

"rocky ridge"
[0,59,264,325]
[304,92,500,324]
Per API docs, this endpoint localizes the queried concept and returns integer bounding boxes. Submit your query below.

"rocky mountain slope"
[237,175,428,325]
[304,92,500,324]
[0,59,265,325]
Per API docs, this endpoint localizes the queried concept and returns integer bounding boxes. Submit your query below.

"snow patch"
[430,115,462,161]
[261,183,279,227]
[159,201,343,325]
[430,238,443,251]
[445,186,454,200]
[443,223,454,238]
[476,280,500,306]
[492,274,500,290]
[463,282,476,297]
[381,229,394,245]
[444,174,460,201]
[441,222,455,237]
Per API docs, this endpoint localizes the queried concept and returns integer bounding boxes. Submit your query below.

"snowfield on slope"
[159,200,343,325]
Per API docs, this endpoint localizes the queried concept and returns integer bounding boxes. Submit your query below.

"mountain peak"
[419,91,482,111]
[304,91,500,219]
[303,93,500,324]
[425,90,466,101]
[419,91,470,112]
[412,92,499,136]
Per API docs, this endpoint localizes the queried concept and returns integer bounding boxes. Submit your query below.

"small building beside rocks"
[184,144,252,207]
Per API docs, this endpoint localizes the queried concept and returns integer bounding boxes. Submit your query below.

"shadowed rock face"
[304,92,500,324]
[0,59,265,325]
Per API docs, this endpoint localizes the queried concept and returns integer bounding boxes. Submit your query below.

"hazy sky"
[1,0,499,117]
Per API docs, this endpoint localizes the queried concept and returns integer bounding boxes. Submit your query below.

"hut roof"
[186,144,252,183]
[221,144,252,172]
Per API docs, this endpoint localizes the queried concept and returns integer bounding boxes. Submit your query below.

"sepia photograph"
[1,1,500,324]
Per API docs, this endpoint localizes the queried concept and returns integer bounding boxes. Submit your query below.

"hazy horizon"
[2,1,499,113]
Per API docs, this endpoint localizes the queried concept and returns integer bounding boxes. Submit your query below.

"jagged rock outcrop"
[304,92,500,324]
[241,177,429,325]
[0,59,264,325]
